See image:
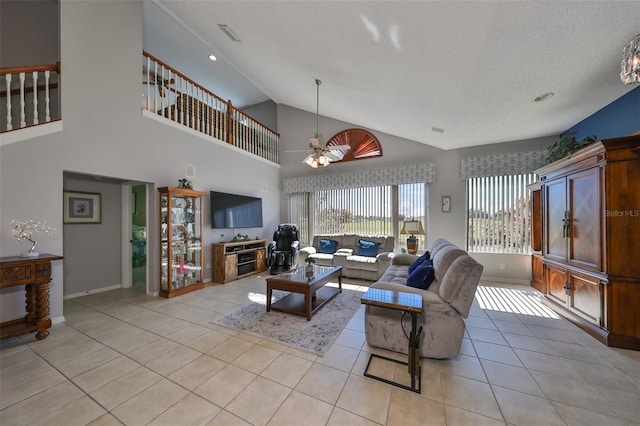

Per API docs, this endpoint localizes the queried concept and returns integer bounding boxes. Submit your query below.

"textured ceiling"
[144,1,640,150]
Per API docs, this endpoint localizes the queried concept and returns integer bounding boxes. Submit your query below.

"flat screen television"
[210,191,263,229]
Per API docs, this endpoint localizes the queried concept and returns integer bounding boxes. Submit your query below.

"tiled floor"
[1,276,638,426]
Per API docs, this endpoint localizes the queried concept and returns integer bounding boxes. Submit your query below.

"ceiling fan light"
[318,155,330,166]
[303,154,318,168]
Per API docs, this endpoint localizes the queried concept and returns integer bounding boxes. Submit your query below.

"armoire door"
[546,263,568,306]
[568,167,602,271]
[545,178,568,263]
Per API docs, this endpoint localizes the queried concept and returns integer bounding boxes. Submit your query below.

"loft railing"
[143,51,279,164]
[0,62,61,133]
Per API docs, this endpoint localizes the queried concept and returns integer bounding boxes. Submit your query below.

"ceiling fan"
[142,71,175,97]
[287,79,350,168]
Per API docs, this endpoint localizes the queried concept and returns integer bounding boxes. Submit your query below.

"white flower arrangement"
[11,220,55,257]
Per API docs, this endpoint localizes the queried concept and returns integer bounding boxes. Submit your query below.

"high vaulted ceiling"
[144,1,640,150]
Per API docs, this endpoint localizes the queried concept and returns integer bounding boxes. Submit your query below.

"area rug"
[211,288,363,356]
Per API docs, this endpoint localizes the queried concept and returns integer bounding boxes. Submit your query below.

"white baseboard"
[480,275,532,286]
[51,315,65,325]
[64,284,121,300]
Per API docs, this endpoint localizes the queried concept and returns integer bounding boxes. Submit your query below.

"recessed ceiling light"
[534,92,554,102]
[208,54,217,61]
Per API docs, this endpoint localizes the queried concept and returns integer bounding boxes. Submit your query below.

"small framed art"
[442,195,451,213]
[64,191,101,224]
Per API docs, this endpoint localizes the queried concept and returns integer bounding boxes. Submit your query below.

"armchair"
[267,223,300,274]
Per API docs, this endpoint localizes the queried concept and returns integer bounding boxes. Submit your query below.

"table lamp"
[400,220,425,255]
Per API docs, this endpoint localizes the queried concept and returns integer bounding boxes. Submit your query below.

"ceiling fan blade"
[324,151,342,161]
[283,149,310,153]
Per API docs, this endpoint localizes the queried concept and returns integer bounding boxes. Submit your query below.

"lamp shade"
[400,220,425,235]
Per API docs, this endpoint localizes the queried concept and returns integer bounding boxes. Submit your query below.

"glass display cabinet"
[158,186,205,297]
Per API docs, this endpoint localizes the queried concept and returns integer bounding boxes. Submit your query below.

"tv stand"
[212,240,267,283]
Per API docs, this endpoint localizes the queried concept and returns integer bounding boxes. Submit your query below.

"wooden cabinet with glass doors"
[158,187,205,297]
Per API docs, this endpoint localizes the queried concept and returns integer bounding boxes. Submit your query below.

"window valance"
[460,150,546,179]
[284,162,436,194]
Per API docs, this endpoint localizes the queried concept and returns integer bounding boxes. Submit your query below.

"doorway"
[131,184,147,289]
[121,182,149,293]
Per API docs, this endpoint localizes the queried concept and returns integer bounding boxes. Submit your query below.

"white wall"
[63,174,122,296]
[0,1,281,324]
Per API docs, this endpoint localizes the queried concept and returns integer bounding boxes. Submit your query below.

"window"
[289,183,426,248]
[398,182,427,250]
[325,128,383,162]
[467,173,537,254]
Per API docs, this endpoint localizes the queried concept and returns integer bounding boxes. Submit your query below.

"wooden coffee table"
[266,265,342,320]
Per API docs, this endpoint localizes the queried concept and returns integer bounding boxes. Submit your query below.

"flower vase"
[21,239,39,257]
[305,265,314,279]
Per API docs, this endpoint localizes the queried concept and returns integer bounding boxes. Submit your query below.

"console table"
[361,288,423,393]
[0,254,63,340]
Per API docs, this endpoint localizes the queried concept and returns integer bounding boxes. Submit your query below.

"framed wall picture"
[64,191,101,224]
[442,195,451,213]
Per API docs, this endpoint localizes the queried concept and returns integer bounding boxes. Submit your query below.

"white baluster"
[32,71,39,125]
[5,74,12,131]
[19,72,26,128]
[205,92,210,135]
[145,56,150,113]
[44,70,51,122]
[153,60,159,114]
[161,65,166,115]
[175,75,180,124]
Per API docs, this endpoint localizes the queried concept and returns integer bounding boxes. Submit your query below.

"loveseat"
[364,238,483,358]
[299,234,395,281]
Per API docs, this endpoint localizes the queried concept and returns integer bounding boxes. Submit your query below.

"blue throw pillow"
[357,239,380,257]
[407,251,431,274]
[406,259,435,290]
[318,239,339,254]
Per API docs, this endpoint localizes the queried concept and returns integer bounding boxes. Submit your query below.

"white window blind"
[314,186,393,235]
[288,192,310,245]
[467,173,537,254]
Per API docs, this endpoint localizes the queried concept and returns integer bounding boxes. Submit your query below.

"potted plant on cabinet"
[545,132,597,164]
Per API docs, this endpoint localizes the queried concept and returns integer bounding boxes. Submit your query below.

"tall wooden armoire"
[532,134,640,350]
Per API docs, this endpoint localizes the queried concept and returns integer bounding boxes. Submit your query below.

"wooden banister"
[142,51,280,163]
[0,62,60,75]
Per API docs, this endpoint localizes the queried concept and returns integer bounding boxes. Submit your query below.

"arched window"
[325,128,382,162]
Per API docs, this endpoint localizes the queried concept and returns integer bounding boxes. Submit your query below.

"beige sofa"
[299,234,395,281]
[364,238,483,358]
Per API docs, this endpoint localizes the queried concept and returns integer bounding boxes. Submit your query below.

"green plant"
[545,132,597,164]
[305,257,316,266]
